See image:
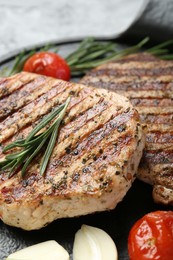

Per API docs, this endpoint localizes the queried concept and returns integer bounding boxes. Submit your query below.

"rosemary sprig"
[66,37,150,75]
[8,49,36,76]
[1,37,173,78]
[1,44,56,77]
[0,97,70,178]
[40,99,70,176]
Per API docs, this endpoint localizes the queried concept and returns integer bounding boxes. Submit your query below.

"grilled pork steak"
[0,72,144,230]
[80,53,173,205]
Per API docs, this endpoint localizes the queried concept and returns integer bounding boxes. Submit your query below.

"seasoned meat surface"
[80,53,173,205]
[0,72,145,230]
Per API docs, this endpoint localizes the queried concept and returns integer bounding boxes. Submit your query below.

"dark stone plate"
[0,40,172,260]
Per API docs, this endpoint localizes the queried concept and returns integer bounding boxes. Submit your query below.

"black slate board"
[0,40,172,260]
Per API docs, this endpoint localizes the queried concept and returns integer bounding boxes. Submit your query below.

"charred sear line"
[0,117,44,158]
[89,67,173,77]
[140,113,173,125]
[0,76,49,119]
[48,110,133,171]
[0,81,73,134]
[0,86,92,147]
[52,134,133,194]
[131,98,173,107]
[80,53,173,202]
[62,98,110,139]
[83,80,172,92]
[0,74,34,99]
[111,53,159,63]
[146,132,173,143]
[144,149,173,164]
[77,137,132,193]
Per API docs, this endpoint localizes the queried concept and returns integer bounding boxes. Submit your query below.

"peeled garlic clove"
[6,240,69,260]
[73,225,118,260]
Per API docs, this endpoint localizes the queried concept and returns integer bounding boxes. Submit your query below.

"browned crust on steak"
[80,52,173,205]
[0,72,145,229]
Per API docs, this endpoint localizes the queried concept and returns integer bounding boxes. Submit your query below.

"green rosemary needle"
[0,97,70,178]
[40,98,70,176]
[2,44,56,77]
[66,37,151,75]
[2,37,173,78]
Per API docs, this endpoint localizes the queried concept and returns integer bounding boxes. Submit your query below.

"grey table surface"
[0,0,155,58]
[1,0,173,58]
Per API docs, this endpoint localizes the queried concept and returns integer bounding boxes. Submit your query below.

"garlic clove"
[73,224,118,260]
[6,240,69,260]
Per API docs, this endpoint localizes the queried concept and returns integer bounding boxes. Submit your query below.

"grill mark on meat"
[131,98,173,107]
[149,163,173,172]
[83,74,173,84]
[48,110,134,173]
[139,113,173,125]
[2,130,134,201]
[143,150,173,165]
[115,90,173,99]
[136,106,173,115]
[147,124,173,132]
[51,108,135,165]
[0,76,56,119]
[98,61,173,70]
[0,93,115,160]
[146,142,173,150]
[80,52,173,205]
[1,134,133,201]
[0,93,102,153]
[0,88,112,148]
[0,92,112,158]
[0,72,145,229]
[0,73,23,96]
[0,98,128,164]
[52,133,132,185]
[89,66,173,77]
[0,104,134,183]
[83,79,172,92]
[59,98,111,140]
[146,132,173,143]
[51,136,133,196]
[0,81,78,142]
[53,100,115,153]
[0,73,38,99]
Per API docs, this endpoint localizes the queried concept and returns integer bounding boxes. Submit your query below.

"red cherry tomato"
[128,211,173,260]
[23,52,70,81]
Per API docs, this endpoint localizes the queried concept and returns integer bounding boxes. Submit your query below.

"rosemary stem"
[21,138,47,177]
[0,98,70,178]
[25,102,66,143]
[40,96,70,175]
